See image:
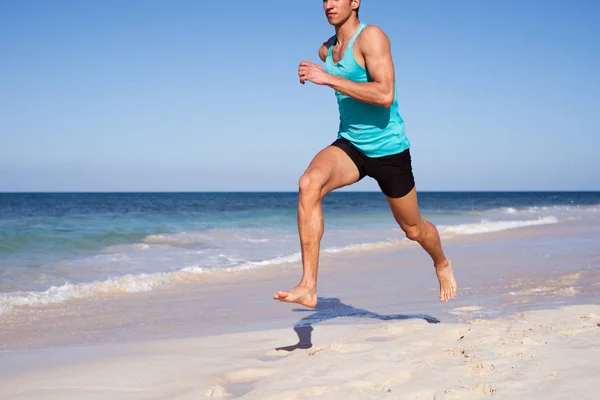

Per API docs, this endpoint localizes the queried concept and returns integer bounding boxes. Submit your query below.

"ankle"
[434,259,451,269]
[299,280,317,291]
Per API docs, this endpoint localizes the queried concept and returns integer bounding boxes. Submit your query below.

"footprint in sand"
[205,385,229,398]
[219,367,277,398]
[259,349,291,362]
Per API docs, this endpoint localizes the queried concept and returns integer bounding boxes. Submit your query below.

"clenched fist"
[298,61,330,85]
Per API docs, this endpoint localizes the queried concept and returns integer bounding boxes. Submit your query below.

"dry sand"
[0,303,598,399]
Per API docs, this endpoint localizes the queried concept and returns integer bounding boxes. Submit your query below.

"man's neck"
[334,17,361,44]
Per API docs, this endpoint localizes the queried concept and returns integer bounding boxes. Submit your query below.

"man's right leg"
[273,145,361,307]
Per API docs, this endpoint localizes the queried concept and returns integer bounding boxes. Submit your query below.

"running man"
[273,0,457,307]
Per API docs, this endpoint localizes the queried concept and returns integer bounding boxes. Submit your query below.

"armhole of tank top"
[327,36,336,59]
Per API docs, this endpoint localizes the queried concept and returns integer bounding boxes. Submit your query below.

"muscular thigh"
[303,145,361,196]
[385,186,421,229]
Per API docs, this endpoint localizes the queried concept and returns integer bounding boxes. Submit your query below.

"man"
[273,0,457,308]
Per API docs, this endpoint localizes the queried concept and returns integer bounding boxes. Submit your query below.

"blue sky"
[1,0,598,192]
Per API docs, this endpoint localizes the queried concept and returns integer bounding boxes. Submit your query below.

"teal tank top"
[325,23,410,158]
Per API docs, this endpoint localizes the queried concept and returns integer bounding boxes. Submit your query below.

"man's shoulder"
[358,24,390,43]
[322,35,336,49]
[318,35,336,62]
[356,24,391,53]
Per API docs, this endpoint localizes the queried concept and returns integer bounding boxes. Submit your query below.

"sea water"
[1,191,598,314]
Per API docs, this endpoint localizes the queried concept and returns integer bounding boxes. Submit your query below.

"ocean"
[1,191,599,315]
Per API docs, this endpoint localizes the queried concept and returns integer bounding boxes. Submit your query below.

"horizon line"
[1,189,599,194]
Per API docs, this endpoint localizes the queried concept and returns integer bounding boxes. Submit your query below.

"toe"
[274,290,288,300]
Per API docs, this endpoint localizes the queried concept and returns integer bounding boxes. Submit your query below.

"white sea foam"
[102,243,172,252]
[143,233,207,246]
[322,241,401,254]
[180,252,303,274]
[497,205,599,215]
[0,253,306,314]
[237,237,270,243]
[0,303,13,315]
[438,216,558,236]
[0,215,561,315]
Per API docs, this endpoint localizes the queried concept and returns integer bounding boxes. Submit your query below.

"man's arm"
[324,26,395,108]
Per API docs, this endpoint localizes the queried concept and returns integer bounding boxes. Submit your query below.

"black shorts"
[331,138,415,198]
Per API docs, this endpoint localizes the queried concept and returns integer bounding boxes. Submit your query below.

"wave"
[0,215,561,315]
[438,216,558,236]
[496,205,599,215]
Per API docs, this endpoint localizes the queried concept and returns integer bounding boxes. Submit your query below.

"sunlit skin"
[273,0,457,308]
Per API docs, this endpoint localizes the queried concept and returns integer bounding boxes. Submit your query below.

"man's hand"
[298,61,330,85]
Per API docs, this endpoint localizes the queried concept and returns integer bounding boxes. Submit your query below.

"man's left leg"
[385,187,457,302]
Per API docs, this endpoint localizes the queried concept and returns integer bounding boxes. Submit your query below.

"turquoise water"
[0,191,598,312]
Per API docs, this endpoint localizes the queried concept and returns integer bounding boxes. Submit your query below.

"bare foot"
[435,259,457,302]
[273,285,317,308]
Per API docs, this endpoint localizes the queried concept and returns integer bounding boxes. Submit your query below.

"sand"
[0,303,599,399]
[0,218,599,399]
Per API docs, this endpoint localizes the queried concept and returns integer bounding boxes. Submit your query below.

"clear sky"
[1,0,598,192]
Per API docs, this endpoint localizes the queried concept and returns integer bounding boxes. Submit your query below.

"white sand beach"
[1,303,599,399]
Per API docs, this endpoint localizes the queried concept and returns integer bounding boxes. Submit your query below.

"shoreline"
[1,218,599,352]
[0,213,566,317]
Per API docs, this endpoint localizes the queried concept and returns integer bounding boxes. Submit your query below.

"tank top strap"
[348,23,368,50]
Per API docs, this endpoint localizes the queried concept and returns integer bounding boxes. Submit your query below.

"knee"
[298,170,326,200]
[403,223,422,242]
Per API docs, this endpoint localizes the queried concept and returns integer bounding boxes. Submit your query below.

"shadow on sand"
[275,297,440,352]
